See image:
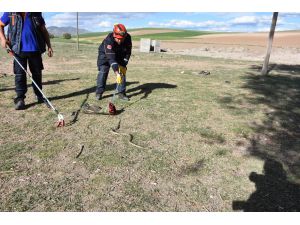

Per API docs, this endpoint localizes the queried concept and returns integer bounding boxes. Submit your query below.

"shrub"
[62,33,72,39]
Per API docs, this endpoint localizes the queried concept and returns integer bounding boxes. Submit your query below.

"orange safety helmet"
[113,24,127,39]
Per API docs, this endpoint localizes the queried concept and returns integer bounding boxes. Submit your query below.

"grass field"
[54,28,217,44]
[0,40,299,211]
[129,30,214,41]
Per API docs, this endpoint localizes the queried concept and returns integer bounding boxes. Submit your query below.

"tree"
[63,33,72,39]
[77,12,79,51]
[261,12,278,75]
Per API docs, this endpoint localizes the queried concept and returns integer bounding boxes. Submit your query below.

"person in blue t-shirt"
[0,12,53,110]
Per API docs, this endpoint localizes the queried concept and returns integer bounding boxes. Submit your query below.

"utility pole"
[261,12,278,75]
[77,12,79,51]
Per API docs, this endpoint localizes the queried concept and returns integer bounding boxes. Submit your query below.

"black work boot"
[118,93,129,101]
[96,93,102,100]
[14,98,25,110]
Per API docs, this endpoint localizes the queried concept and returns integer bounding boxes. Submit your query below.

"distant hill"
[47,26,90,37]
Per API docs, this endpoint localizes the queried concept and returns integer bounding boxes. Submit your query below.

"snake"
[81,104,145,149]
[110,119,145,149]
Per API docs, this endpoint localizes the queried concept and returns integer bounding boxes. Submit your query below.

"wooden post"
[76,12,79,51]
[261,12,278,75]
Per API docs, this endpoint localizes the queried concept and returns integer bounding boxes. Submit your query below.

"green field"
[0,40,299,211]
[130,30,214,41]
[53,28,219,44]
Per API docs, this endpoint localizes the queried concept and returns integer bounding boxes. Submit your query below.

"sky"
[0,12,299,32]
[40,12,300,33]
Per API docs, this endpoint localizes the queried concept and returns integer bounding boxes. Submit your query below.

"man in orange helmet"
[96,23,132,101]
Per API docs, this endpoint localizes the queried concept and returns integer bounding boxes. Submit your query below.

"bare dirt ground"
[132,31,300,65]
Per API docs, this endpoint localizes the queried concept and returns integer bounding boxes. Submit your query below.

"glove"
[118,65,127,76]
[116,73,122,84]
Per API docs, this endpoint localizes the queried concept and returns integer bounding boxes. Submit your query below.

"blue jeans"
[13,53,44,99]
[96,64,126,95]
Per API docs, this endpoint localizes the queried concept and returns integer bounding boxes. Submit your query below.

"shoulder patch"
[107,45,112,50]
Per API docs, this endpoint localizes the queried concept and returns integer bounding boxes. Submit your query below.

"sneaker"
[118,93,129,101]
[96,93,102,100]
[15,98,25,110]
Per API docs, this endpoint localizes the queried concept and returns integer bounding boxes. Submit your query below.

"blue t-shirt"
[0,12,45,52]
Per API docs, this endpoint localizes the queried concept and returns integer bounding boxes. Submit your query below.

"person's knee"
[32,72,42,80]
[14,64,26,75]
[100,65,110,74]
[15,73,26,83]
[30,64,43,75]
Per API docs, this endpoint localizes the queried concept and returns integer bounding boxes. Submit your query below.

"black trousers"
[13,53,44,99]
[96,64,126,94]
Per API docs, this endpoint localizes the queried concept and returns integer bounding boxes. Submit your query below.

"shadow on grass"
[232,158,300,211]
[25,82,177,109]
[0,78,81,93]
[250,63,300,75]
[243,64,300,178]
[229,63,300,211]
[25,81,139,108]
[66,93,90,126]
[126,82,177,99]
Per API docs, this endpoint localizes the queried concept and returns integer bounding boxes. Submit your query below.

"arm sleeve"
[124,35,132,62]
[39,13,46,26]
[32,12,46,27]
[104,38,119,72]
[0,12,10,26]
